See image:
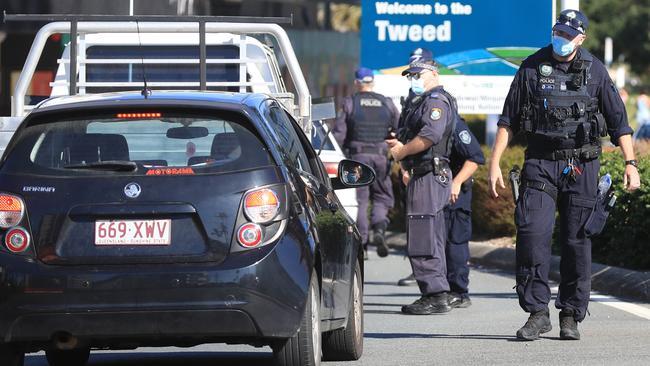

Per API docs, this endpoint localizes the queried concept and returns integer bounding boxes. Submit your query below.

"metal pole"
[199,21,206,91]
[69,21,77,96]
[560,0,580,10]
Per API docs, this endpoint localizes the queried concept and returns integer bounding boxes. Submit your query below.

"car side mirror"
[331,159,375,190]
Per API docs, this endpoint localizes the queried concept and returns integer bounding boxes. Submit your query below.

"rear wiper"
[63,160,138,172]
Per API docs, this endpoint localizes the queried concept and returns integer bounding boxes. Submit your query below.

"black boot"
[397,273,416,286]
[374,227,389,257]
[516,309,552,341]
[401,293,451,315]
[559,308,581,340]
[448,292,472,308]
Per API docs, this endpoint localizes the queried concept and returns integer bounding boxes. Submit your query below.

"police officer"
[397,50,485,310]
[489,9,641,340]
[333,67,399,258]
[386,53,457,314]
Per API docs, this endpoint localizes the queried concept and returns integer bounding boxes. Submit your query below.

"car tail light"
[0,194,25,229]
[324,162,338,177]
[237,223,262,248]
[5,227,30,253]
[244,188,280,223]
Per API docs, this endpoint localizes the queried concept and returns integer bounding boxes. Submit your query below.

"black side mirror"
[166,126,209,139]
[331,159,376,190]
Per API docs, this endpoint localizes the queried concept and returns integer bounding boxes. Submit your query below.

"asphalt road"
[25,250,650,366]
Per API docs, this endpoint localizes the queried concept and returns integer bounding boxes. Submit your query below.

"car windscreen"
[2,110,275,176]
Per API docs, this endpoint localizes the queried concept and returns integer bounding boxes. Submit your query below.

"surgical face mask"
[552,35,576,57]
[411,78,425,95]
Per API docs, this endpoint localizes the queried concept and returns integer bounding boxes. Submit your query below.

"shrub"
[471,145,525,237]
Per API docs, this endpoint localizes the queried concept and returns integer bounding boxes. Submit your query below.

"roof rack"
[3,13,311,127]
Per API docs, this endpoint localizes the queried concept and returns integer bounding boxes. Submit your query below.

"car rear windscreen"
[2,110,274,176]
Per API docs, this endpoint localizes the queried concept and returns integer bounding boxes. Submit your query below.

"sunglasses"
[406,70,430,80]
[557,14,584,31]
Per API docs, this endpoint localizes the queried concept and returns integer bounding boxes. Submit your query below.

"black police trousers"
[444,188,473,295]
[515,158,599,322]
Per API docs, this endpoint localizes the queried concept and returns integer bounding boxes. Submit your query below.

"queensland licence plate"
[94,219,171,245]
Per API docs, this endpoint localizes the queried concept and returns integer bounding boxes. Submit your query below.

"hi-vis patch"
[430,108,442,120]
[539,63,553,77]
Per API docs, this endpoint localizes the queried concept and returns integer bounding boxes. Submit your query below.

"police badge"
[539,63,553,77]
[430,108,442,120]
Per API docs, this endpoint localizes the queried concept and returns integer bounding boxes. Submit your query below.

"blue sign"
[361,0,554,76]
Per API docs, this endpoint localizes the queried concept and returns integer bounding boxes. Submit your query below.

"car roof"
[34,91,269,112]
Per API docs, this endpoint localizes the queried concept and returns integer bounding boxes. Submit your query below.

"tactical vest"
[521,52,606,150]
[398,88,457,169]
[347,92,393,143]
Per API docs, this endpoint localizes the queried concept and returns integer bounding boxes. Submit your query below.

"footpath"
[384,231,650,303]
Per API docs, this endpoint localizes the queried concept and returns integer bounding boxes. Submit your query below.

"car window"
[3,110,274,176]
[282,111,332,188]
[310,120,335,151]
[264,103,312,175]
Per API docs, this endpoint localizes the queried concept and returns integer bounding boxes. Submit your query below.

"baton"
[509,165,521,203]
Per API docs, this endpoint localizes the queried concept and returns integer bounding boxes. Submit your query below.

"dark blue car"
[0,91,373,366]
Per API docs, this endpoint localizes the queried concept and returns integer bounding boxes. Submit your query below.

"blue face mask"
[552,35,575,57]
[411,78,425,95]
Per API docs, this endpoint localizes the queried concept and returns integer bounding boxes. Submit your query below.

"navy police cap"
[553,9,588,38]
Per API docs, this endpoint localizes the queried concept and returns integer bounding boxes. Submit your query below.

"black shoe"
[516,309,552,341]
[559,309,581,340]
[448,292,472,308]
[374,228,389,257]
[401,293,451,315]
[397,273,417,286]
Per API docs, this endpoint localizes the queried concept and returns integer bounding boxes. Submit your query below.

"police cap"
[553,9,588,38]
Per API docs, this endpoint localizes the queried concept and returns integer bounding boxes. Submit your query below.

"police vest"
[398,88,457,169]
[522,52,606,149]
[347,92,393,144]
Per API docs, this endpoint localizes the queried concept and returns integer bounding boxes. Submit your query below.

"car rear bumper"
[0,230,313,346]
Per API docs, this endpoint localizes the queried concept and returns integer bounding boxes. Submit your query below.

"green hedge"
[591,151,650,270]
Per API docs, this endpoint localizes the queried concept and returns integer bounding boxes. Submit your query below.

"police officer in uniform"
[386,54,457,314]
[333,67,399,258]
[489,9,641,340]
[397,50,485,310]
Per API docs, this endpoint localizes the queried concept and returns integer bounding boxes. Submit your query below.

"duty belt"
[525,145,601,161]
[350,146,386,155]
[407,160,450,177]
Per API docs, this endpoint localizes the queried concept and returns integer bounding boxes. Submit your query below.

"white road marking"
[551,286,650,320]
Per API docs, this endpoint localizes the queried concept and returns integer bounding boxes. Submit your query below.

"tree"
[581,0,650,80]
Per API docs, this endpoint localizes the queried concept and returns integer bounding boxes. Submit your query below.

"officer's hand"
[450,181,462,204]
[488,164,505,198]
[386,139,405,161]
[402,170,411,186]
[623,165,641,192]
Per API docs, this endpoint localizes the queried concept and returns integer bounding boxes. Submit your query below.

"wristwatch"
[625,159,639,168]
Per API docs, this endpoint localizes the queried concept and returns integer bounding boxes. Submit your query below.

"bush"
[591,147,650,270]
[471,145,525,238]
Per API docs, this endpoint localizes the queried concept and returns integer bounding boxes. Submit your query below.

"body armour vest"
[347,92,393,143]
[522,52,606,150]
[398,88,457,169]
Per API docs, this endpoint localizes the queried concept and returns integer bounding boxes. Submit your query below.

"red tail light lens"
[244,188,280,223]
[324,162,338,177]
[0,194,25,229]
[116,112,162,119]
[237,223,262,248]
[5,227,30,253]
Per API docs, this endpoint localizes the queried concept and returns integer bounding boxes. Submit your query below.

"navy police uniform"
[398,85,457,295]
[446,119,485,296]
[333,91,399,247]
[499,45,633,322]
